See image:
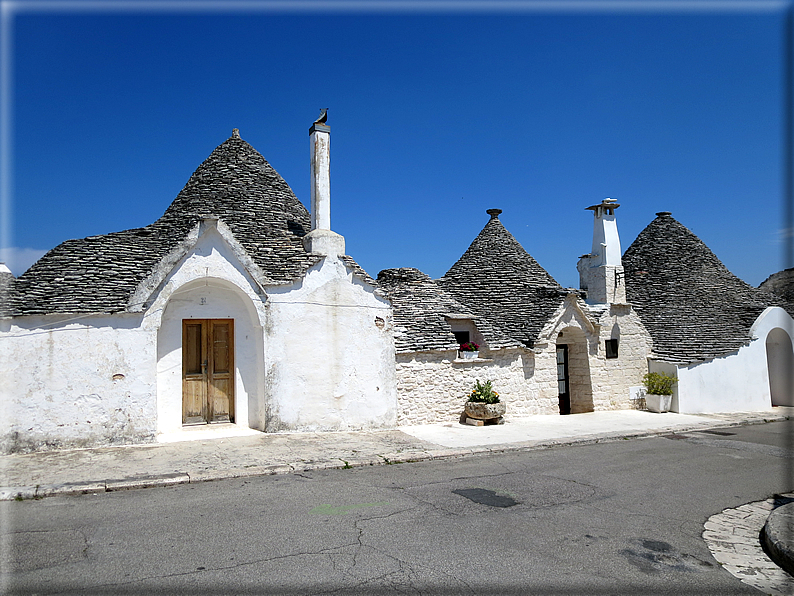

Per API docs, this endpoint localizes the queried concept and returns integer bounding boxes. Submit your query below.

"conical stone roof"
[623,212,792,364]
[437,209,566,347]
[378,267,522,353]
[760,268,794,306]
[13,132,322,316]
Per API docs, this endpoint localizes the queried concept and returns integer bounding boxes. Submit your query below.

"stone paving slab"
[704,495,794,596]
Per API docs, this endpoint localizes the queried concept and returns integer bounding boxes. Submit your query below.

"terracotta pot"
[465,401,506,420]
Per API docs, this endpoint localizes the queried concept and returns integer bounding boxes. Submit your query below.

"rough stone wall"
[0,314,158,454]
[589,305,653,409]
[534,298,652,413]
[396,347,549,425]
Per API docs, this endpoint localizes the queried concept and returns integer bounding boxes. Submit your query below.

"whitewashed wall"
[265,254,397,431]
[666,307,794,413]
[0,314,157,453]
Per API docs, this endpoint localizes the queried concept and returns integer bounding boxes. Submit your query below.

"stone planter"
[459,350,479,360]
[645,394,672,413]
[465,401,506,421]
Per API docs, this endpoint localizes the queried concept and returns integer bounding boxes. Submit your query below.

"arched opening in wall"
[766,328,794,406]
[556,327,594,415]
[156,278,265,435]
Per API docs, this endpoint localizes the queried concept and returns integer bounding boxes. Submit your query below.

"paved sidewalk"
[704,495,794,596]
[1,408,790,501]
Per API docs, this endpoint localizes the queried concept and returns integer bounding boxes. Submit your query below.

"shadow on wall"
[766,327,794,406]
[520,352,535,380]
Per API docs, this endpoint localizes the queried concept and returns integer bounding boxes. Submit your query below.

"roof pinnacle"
[232,128,240,139]
[486,208,502,219]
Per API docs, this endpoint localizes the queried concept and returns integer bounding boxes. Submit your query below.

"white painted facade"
[1,216,397,452]
[0,315,157,452]
[655,306,794,413]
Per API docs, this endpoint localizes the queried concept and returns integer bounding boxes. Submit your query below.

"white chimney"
[303,110,345,256]
[577,198,626,304]
[309,119,331,231]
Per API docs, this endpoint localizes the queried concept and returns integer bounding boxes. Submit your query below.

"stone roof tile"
[377,267,521,353]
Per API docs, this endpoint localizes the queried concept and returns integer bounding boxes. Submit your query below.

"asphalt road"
[2,421,792,595]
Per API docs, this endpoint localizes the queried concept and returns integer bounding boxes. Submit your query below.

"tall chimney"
[576,198,626,304]
[303,110,345,256]
[309,117,331,231]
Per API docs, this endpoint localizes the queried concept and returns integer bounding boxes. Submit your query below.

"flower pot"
[465,401,506,420]
[459,350,479,360]
[645,394,672,413]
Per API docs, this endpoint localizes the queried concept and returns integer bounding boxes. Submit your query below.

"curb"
[1,412,790,501]
[763,497,794,577]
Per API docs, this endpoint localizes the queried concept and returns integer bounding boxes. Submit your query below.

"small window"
[453,331,470,345]
[605,339,619,359]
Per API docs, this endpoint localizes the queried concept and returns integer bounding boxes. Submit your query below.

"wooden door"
[182,319,234,425]
[556,345,570,416]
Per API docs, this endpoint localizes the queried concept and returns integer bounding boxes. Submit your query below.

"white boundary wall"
[661,307,794,413]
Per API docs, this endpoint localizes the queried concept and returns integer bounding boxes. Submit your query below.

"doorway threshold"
[157,423,262,444]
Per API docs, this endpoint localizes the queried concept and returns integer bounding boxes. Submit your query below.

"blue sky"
[2,0,789,289]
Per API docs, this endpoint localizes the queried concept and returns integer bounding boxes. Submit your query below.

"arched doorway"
[156,278,265,434]
[766,328,794,406]
[555,327,594,414]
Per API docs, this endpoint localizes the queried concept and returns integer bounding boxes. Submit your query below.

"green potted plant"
[459,341,480,359]
[642,372,676,413]
[464,379,505,424]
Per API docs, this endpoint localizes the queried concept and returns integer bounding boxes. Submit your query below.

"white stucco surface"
[0,314,157,453]
[265,254,397,431]
[664,307,794,413]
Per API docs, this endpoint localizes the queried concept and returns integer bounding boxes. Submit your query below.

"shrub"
[643,372,676,396]
[468,379,500,404]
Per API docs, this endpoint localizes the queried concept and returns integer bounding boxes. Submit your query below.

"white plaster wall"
[265,254,396,431]
[668,307,794,413]
[145,224,268,436]
[396,348,553,425]
[0,314,156,453]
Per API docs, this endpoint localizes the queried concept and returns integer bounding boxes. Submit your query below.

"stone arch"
[556,326,594,414]
[766,327,794,406]
[155,277,266,435]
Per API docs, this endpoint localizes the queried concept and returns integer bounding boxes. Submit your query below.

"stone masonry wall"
[396,347,555,425]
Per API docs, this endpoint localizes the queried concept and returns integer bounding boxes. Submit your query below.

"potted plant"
[464,379,505,424]
[642,372,676,413]
[459,341,480,359]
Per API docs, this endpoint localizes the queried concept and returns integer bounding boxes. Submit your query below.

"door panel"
[209,320,234,423]
[182,319,234,425]
[182,321,207,425]
[556,345,570,416]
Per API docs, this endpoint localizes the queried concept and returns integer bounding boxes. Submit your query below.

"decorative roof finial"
[656,211,672,217]
[314,108,328,125]
[486,208,502,219]
[232,128,240,139]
